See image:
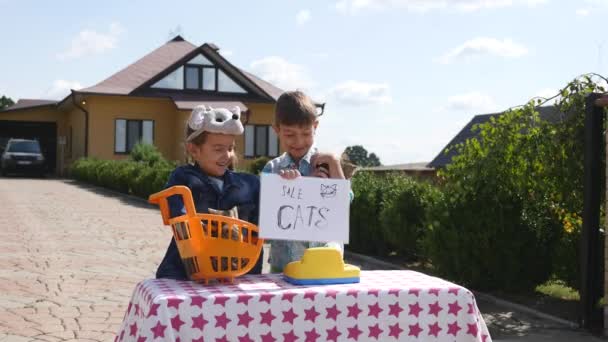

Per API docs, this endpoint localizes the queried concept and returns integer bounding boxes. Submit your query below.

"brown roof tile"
[80,38,197,95]
[2,99,58,112]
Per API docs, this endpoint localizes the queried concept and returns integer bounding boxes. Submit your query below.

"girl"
[155,105,263,280]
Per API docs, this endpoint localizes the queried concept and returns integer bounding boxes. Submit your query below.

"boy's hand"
[279,169,301,180]
[311,153,345,179]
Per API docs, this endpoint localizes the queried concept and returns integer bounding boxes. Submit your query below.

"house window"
[244,125,279,158]
[115,119,154,153]
[185,66,200,89]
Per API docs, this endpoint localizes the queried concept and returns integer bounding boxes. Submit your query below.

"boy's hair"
[275,91,317,126]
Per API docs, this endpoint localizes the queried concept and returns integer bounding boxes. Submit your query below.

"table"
[116,270,491,341]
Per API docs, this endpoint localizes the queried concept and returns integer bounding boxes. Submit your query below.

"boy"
[262,90,345,272]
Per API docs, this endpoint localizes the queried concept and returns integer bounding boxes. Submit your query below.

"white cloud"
[437,37,528,64]
[326,80,392,106]
[57,23,124,60]
[45,80,82,100]
[446,92,498,112]
[249,56,315,90]
[296,9,311,25]
[576,8,591,16]
[335,0,548,14]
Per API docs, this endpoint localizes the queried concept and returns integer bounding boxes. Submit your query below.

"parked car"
[1,139,46,177]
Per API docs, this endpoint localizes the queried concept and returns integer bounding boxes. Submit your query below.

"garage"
[0,120,57,173]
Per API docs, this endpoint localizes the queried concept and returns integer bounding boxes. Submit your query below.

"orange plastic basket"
[149,186,264,283]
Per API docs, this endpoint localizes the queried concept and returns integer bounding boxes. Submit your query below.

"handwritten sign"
[259,174,350,243]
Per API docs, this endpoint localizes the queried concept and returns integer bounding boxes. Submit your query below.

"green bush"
[70,144,174,198]
[247,156,271,174]
[424,75,607,291]
[380,176,442,258]
[130,143,167,167]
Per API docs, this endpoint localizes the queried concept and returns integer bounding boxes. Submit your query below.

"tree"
[344,145,381,167]
[0,96,14,110]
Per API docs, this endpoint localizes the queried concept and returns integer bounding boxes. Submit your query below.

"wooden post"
[582,93,604,332]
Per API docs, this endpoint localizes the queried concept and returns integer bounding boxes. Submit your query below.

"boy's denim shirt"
[155,163,263,280]
[262,148,344,272]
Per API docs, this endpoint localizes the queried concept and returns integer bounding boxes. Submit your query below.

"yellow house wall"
[237,102,275,171]
[85,96,179,161]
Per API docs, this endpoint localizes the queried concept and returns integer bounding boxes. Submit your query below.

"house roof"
[361,162,434,172]
[80,36,197,95]
[2,99,58,112]
[428,105,563,169]
[6,36,285,112]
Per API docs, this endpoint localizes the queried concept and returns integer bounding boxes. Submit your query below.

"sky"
[0,0,606,165]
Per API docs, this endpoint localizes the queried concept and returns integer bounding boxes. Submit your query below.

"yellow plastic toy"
[148,186,264,283]
[283,247,360,285]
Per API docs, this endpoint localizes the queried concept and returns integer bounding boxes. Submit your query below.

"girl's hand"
[311,153,345,179]
[279,169,301,180]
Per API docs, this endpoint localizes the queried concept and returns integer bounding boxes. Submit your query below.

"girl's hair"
[186,126,207,146]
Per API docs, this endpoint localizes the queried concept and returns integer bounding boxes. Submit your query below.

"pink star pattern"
[389,323,403,339]
[368,288,380,297]
[368,303,382,318]
[118,273,492,341]
[429,301,442,317]
[215,336,229,342]
[448,287,460,295]
[129,322,138,336]
[408,323,423,338]
[147,303,160,318]
[326,304,340,321]
[408,288,421,296]
[304,307,320,322]
[347,304,363,319]
[259,292,274,304]
[170,314,185,331]
[167,298,183,309]
[238,312,254,327]
[467,323,479,337]
[150,321,166,339]
[347,325,362,340]
[368,323,383,339]
[282,308,297,324]
[215,312,231,329]
[190,296,205,308]
[388,288,400,297]
[282,291,297,303]
[191,314,207,331]
[428,322,442,337]
[214,295,230,306]
[238,334,254,342]
[237,294,253,305]
[448,300,463,316]
[325,289,338,299]
[260,309,276,326]
[409,302,423,317]
[303,290,317,301]
[448,321,462,336]
[326,326,341,342]
[305,328,320,342]
[261,332,276,342]
[283,330,298,342]
[388,302,403,318]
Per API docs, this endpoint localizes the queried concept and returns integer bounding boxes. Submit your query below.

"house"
[428,105,561,169]
[0,36,289,175]
[359,162,436,180]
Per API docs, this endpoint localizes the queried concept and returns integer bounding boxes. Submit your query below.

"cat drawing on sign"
[320,184,337,199]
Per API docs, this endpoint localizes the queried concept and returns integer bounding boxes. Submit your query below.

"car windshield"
[7,141,41,153]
